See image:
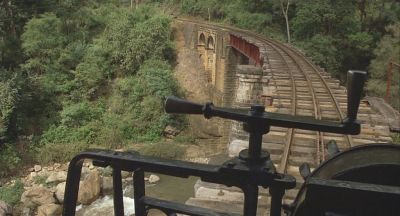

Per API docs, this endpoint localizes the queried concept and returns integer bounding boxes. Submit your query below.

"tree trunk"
[358,0,367,31]
[135,0,141,9]
[285,15,291,44]
[3,0,16,36]
[280,0,291,44]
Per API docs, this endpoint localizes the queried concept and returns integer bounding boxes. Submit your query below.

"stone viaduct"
[174,19,394,214]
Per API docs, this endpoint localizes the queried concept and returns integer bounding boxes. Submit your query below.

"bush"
[0,180,24,205]
[0,144,21,177]
[21,4,183,166]
[60,101,103,127]
[35,141,88,164]
[139,143,186,159]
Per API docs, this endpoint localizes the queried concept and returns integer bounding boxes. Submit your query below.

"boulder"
[53,163,61,170]
[46,171,67,183]
[80,167,90,179]
[37,203,62,216]
[34,165,42,172]
[55,182,66,203]
[148,174,160,184]
[163,125,180,138]
[101,177,113,195]
[21,186,56,208]
[78,170,101,205]
[0,200,12,216]
[121,171,131,179]
[21,208,31,216]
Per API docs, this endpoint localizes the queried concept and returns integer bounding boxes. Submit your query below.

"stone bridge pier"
[174,21,275,214]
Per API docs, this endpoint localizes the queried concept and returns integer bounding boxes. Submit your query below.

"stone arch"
[199,33,206,46]
[207,36,215,50]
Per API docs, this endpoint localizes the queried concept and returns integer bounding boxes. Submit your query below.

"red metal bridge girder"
[229,34,263,66]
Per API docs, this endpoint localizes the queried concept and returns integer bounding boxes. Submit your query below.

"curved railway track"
[175,18,392,211]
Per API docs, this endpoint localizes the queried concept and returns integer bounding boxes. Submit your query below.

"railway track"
[175,18,393,213]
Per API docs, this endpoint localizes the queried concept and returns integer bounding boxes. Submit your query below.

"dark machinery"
[62,70,400,216]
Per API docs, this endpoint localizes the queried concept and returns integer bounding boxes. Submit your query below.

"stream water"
[76,173,199,216]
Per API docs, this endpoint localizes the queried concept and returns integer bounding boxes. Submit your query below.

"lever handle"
[165,96,204,114]
[346,70,367,122]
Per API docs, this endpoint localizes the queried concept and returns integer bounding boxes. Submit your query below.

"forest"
[0,0,399,178]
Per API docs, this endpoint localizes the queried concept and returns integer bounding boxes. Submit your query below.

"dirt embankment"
[171,22,226,154]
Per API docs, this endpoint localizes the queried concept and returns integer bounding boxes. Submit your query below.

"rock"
[53,163,61,170]
[148,174,160,184]
[47,166,54,171]
[37,203,62,216]
[83,162,90,168]
[28,167,35,172]
[101,177,113,195]
[81,167,90,179]
[0,200,12,215]
[102,166,112,177]
[30,172,37,178]
[78,170,101,205]
[121,171,131,179]
[21,207,31,216]
[55,182,66,203]
[163,125,180,138]
[34,165,42,172]
[21,186,56,208]
[46,171,67,183]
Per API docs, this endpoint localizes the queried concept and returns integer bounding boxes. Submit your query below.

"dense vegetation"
[0,0,399,177]
[158,0,399,105]
[0,1,181,176]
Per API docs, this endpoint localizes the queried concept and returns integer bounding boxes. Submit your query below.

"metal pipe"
[62,159,84,216]
[243,184,259,216]
[113,167,124,216]
[134,169,146,216]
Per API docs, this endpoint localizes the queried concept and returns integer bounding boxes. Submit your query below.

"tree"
[279,0,291,43]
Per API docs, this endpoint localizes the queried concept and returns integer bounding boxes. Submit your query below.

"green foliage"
[0,75,19,138]
[0,180,24,205]
[0,144,21,177]
[369,23,400,80]
[392,133,400,144]
[18,4,182,164]
[0,1,184,174]
[225,5,272,35]
[60,102,103,127]
[21,13,65,58]
[101,59,180,144]
[176,0,281,38]
[32,175,47,185]
[139,142,186,159]
[296,34,341,75]
[292,0,358,40]
[367,22,400,108]
[35,141,89,164]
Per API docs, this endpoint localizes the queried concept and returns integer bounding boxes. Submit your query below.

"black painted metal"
[61,71,378,216]
[112,167,124,216]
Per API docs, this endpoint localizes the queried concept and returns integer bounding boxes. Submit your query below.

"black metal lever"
[165,96,204,114]
[165,71,367,135]
[346,70,367,122]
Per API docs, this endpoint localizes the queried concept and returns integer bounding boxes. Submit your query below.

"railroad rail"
[176,18,393,210]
